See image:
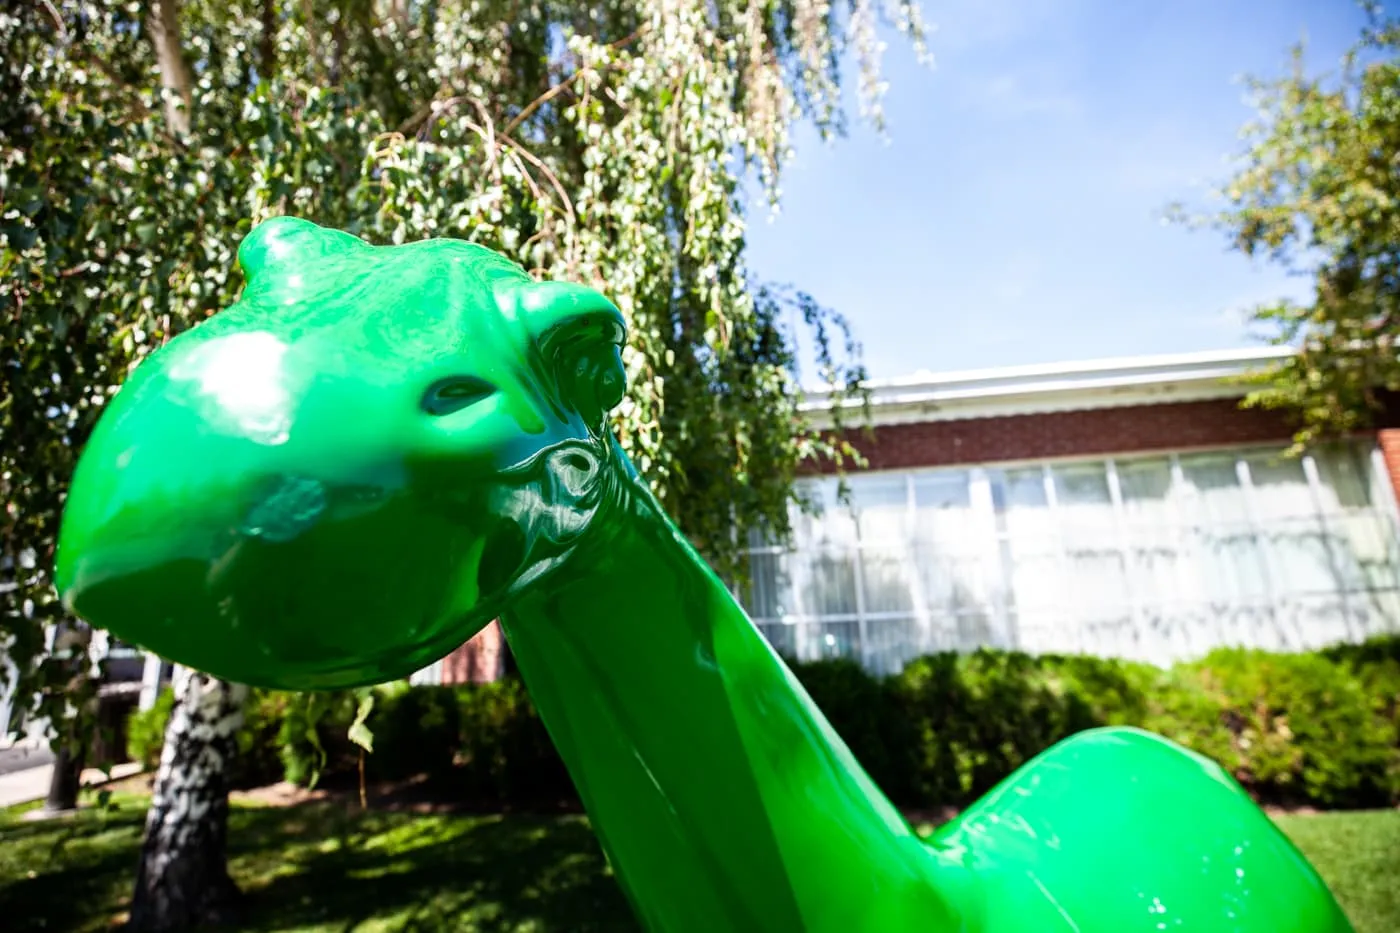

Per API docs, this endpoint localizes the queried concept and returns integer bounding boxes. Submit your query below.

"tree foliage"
[2,0,920,730]
[1182,8,1400,448]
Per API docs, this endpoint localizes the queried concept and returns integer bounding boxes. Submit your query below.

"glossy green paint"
[55,218,1356,932]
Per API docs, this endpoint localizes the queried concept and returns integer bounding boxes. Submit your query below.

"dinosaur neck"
[499,453,969,932]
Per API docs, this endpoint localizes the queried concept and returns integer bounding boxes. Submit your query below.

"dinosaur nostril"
[549,447,600,498]
[422,375,497,416]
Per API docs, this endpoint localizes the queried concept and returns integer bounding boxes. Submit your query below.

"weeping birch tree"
[4,0,927,926]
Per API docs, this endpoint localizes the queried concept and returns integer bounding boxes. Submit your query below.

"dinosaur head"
[54,217,628,690]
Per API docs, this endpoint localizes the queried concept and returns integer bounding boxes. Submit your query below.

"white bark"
[129,667,248,931]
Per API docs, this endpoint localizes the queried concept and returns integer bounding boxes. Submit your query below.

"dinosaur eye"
[539,312,627,427]
[421,375,497,416]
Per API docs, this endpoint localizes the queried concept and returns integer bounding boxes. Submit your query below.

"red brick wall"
[440,620,505,684]
[1376,429,1400,506]
[817,399,1298,473]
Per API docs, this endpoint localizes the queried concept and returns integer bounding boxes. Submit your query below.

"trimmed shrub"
[1324,635,1400,800]
[125,687,176,770]
[1139,667,1237,772]
[234,690,297,787]
[274,689,360,787]
[1171,648,1396,807]
[120,633,1400,812]
[815,638,1400,811]
[456,677,573,806]
[1039,653,1163,726]
[125,685,307,788]
[890,650,1115,804]
[364,683,461,782]
[788,657,920,803]
[1323,633,1400,668]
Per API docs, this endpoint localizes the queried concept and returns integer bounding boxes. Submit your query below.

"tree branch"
[259,0,277,79]
[35,4,180,145]
[502,26,649,137]
[397,26,648,140]
[38,0,67,40]
[147,0,194,137]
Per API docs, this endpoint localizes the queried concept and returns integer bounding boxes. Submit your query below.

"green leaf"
[348,692,375,753]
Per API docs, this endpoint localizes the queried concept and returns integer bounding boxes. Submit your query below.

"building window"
[742,441,1400,673]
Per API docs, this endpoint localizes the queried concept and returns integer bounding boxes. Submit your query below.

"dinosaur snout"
[513,280,628,432]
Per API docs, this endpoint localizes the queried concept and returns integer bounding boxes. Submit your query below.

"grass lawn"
[0,793,638,932]
[1272,810,1400,933]
[1,794,1396,932]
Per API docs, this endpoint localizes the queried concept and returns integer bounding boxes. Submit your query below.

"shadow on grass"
[4,795,1399,933]
[0,802,151,932]
[0,799,639,932]
[229,803,639,932]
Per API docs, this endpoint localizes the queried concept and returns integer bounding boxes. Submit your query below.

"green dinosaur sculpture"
[55,217,1354,932]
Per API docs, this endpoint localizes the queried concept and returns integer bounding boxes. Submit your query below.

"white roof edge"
[840,345,1293,392]
[800,345,1296,423]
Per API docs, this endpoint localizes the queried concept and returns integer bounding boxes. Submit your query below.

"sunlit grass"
[1,795,1395,932]
[1272,810,1400,933]
[0,794,635,932]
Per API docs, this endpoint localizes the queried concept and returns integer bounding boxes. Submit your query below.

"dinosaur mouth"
[483,440,611,596]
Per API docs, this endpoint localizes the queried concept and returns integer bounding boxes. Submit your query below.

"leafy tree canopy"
[2,0,922,732]
[1177,7,1400,449]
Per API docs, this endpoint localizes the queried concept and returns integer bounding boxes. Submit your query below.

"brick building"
[412,620,507,687]
[739,346,1400,674]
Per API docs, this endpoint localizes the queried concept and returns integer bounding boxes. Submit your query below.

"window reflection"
[742,442,1400,672]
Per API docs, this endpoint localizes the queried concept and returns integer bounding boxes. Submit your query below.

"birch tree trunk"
[128,667,248,931]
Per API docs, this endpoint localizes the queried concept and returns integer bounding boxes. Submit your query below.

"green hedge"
[127,687,301,788]
[126,635,1400,810]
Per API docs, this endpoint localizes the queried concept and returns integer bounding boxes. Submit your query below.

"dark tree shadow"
[0,803,150,932]
[0,798,639,933]
[227,803,639,932]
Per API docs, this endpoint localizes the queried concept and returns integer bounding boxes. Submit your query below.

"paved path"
[0,744,54,776]
[0,754,143,809]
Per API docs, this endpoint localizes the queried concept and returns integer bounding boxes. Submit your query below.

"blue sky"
[744,0,1386,383]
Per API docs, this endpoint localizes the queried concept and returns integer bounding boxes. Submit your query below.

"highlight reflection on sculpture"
[55,218,1355,931]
